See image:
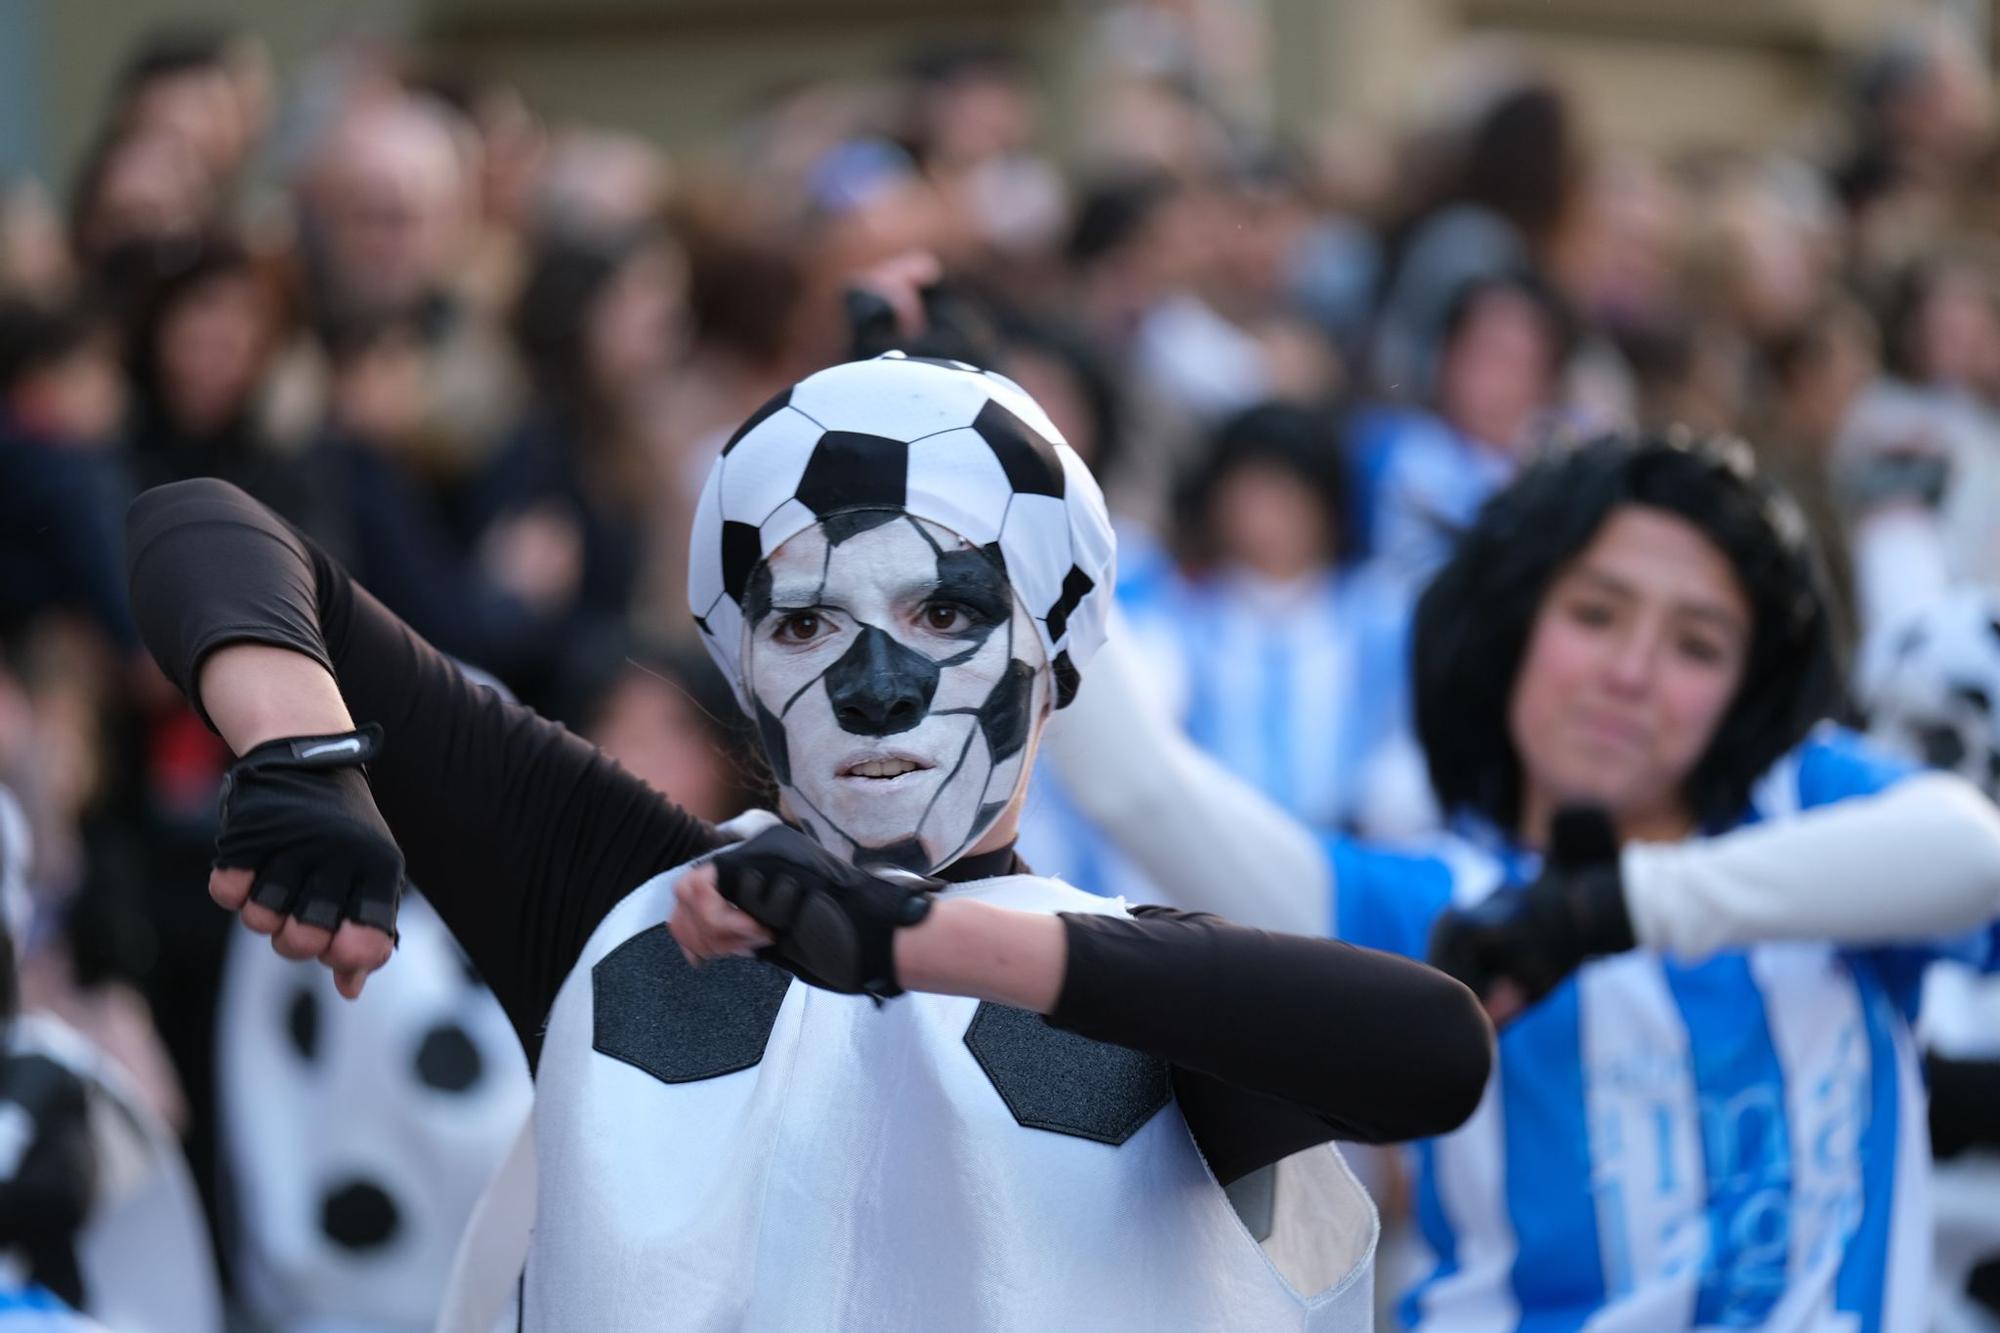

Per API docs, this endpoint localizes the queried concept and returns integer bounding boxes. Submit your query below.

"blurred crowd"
[7,3,2000,1328]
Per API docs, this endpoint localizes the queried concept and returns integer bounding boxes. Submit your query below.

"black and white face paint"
[743,511,1045,874]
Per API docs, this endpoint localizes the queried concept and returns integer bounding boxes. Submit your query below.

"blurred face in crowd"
[1437,287,1559,454]
[125,65,251,181]
[309,102,470,313]
[18,333,127,446]
[588,668,741,824]
[156,269,274,436]
[585,241,686,404]
[1508,505,1751,844]
[1907,262,2000,389]
[1207,460,1334,584]
[921,68,1038,167]
[76,131,212,261]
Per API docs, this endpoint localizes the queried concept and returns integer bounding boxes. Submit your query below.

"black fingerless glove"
[710,825,937,999]
[1427,806,1636,1018]
[215,724,404,938]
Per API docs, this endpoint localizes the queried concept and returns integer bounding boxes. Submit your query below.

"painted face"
[1508,505,1752,841]
[742,510,1048,873]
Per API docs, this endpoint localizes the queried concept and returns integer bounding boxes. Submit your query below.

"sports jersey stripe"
[1576,957,1701,1324]
[1747,944,1865,1319]
[1879,996,1930,1331]
[1404,1138,1458,1327]
[1833,959,1900,1331]
[1409,1079,1518,1331]
[1501,982,1605,1327]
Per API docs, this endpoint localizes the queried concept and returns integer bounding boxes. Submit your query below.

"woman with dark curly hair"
[1052,430,2000,1329]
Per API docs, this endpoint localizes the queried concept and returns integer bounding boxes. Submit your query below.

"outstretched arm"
[1431,773,2000,1023]
[674,848,1493,1181]
[1621,771,2000,957]
[1040,610,1335,935]
[126,479,724,1045]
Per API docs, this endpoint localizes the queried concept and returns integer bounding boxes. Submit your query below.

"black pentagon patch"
[722,388,792,454]
[1044,566,1095,643]
[976,659,1035,763]
[721,521,763,601]
[973,399,1064,498]
[320,1179,400,1250]
[743,559,775,625]
[1988,618,2000,645]
[855,838,930,873]
[592,924,791,1084]
[755,696,791,785]
[1953,682,1993,714]
[821,507,901,546]
[964,1002,1169,1145]
[1051,650,1081,709]
[415,1023,483,1093]
[795,433,907,516]
[287,988,318,1062]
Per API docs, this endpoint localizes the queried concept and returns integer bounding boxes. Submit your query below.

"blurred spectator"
[1836,251,2000,636]
[0,297,134,654]
[1372,62,1578,394]
[295,92,518,464]
[122,236,289,493]
[1367,270,1576,582]
[109,25,271,195]
[1128,402,1419,833]
[460,225,685,701]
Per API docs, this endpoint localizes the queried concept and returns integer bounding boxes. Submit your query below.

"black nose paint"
[825,625,940,735]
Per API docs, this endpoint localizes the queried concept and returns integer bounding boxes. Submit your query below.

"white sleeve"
[1621,772,2000,960]
[1040,609,1333,935]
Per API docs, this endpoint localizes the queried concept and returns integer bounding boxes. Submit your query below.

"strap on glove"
[215,723,404,939]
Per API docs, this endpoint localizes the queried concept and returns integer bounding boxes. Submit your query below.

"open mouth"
[838,757,934,781]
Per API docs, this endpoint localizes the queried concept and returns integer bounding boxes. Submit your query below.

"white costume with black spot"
[518,862,1375,1332]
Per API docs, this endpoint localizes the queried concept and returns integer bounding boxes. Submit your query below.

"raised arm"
[126,479,723,1045]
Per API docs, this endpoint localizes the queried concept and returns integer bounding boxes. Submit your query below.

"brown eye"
[924,603,968,632]
[775,612,821,643]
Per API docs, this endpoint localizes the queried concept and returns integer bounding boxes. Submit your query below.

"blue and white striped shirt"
[1329,728,1996,1332]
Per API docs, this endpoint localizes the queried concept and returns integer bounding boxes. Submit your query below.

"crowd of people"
[6,4,2000,1329]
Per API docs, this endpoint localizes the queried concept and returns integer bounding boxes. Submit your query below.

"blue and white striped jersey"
[1329,727,1999,1332]
[1129,566,1412,831]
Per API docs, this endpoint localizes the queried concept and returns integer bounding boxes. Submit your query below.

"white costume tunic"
[522,862,1378,1331]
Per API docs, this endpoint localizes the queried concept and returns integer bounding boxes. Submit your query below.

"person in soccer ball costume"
[125,353,1493,1331]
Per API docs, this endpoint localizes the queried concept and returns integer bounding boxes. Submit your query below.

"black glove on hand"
[215,724,404,938]
[709,825,937,999]
[1427,806,1636,1021]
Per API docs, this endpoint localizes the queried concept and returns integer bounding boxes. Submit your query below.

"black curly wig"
[1412,431,1840,835]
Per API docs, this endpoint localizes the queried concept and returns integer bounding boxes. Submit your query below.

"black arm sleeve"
[1050,905,1493,1184]
[127,479,725,1049]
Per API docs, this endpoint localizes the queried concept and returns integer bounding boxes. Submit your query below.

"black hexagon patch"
[964,1002,1171,1145]
[592,925,791,1084]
